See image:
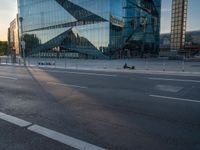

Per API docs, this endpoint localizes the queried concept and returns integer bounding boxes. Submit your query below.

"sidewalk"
[27,58,200,77]
[1,57,200,76]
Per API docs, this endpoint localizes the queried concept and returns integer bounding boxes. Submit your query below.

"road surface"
[0,65,199,150]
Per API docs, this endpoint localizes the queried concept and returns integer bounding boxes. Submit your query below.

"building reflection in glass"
[18,0,161,58]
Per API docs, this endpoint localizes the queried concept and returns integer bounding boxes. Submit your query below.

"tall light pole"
[19,16,26,66]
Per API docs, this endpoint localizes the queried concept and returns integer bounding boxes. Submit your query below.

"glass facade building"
[170,0,188,52]
[8,14,20,55]
[17,0,161,59]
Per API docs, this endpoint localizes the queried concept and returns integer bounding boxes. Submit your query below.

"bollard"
[145,59,148,70]
[163,61,166,71]
[65,58,67,69]
[54,59,56,68]
[76,59,78,70]
[182,61,185,72]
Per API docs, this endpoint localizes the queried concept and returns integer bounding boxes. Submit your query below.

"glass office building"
[17,0,161,59]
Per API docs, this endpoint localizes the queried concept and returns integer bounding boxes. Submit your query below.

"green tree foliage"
[23,34,40,56]
[0,41,8,56]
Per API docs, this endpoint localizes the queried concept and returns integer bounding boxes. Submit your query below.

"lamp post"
[19,16,26,66]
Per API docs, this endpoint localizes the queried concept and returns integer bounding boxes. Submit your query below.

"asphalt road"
[0,65,200,150]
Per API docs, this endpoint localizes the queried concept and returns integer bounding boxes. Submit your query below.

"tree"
[0,41,8,56]
[23,34,40,56]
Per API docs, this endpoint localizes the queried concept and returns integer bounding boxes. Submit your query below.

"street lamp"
[19,16,26,66]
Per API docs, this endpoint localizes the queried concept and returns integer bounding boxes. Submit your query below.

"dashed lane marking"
[149,77,200,83]
[0,112,31,127]
[155,84,183,93]
[29,68,117,77]
[0,75,18,80]
[150,95,200,103]
[0,112,106,149]
[28,125,106,150]
[46,81,88,89]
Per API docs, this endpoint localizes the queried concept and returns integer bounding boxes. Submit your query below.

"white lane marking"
[0,68,8,71]
[29,68,117,77]
[0,113,105,150]
[155,84,183,93]
[46,81,88,89]
[28,125,106,150]
[150,95,200,103]
[149,77,200,83]
[0,75,18,80]
[66,71,117,77]
[0,112,32,127]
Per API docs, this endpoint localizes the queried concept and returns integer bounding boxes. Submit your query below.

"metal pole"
[145,58,148,70]
[163,59,166,71]
[19,17,26,66]
[65,52,67,69]
[182,60,185,72]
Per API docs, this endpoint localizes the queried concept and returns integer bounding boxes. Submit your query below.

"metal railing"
[0,56,200,73]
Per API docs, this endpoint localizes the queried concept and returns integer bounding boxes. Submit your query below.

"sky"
[0,0,17,41]
[0,0,200,41]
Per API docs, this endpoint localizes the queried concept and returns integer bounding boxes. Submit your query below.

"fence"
[0,56,200,73]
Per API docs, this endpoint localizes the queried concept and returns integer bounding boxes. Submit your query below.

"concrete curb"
[31,65,200,77]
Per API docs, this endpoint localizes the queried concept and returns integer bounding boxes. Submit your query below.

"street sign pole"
[21,40,26,66]
[19,17,26,66]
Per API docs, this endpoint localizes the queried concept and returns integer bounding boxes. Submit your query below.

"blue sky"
[0,0,200,41]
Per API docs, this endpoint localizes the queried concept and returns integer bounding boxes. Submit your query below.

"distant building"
[8,14,20,55]
[170,0,188,52]
[160,31,200,57]
[17,0,161,59]
[7,28,11,52]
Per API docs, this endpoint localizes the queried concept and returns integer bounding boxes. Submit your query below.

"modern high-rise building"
[8,14,20,55]
[17,0,161,59]
[170,0,188,52]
